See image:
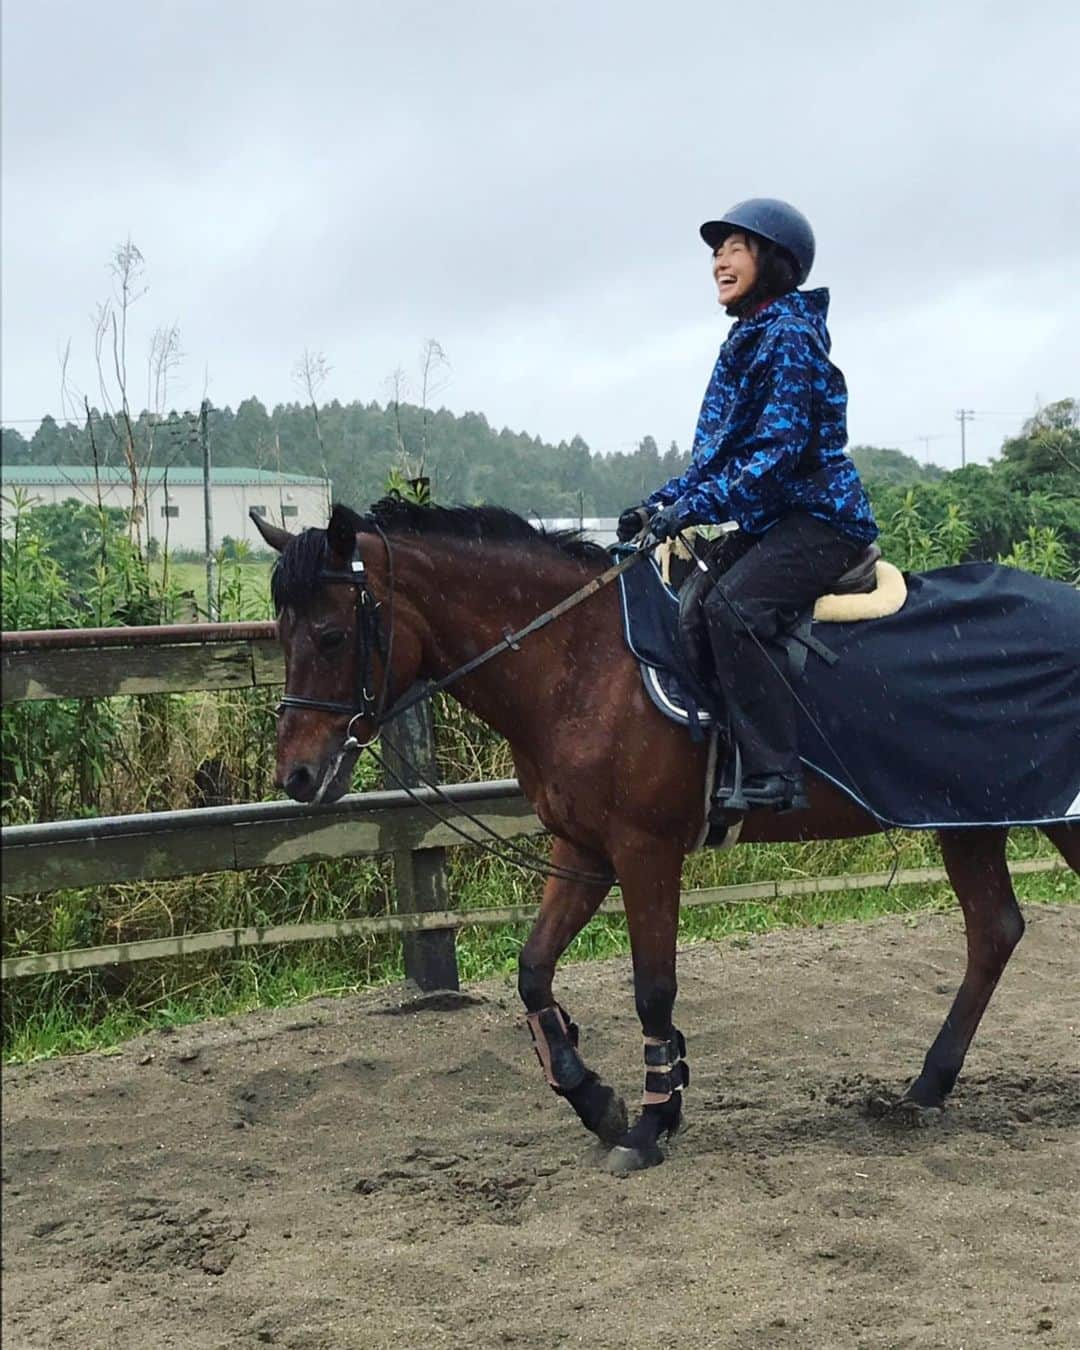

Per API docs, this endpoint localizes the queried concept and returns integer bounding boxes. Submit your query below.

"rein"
[277,531,646,881]
[380,545,645,726]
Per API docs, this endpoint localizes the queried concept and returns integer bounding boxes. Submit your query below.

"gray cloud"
[3,0,1078,469]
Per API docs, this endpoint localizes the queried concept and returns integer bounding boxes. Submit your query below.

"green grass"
[4,830,1075,1065]
[151,559,273,616]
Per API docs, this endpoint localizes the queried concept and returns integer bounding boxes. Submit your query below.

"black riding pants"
[702,513,863,778]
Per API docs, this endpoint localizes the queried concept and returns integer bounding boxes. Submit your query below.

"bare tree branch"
[418,338,450,467]
[293,348,332,511]
[57,338,83,426]
[385,365,411,468]
[145,322,183,468]
[1034,430,1080,475]
[147,323,183,419]
[82,240,178,555]
[383,341,451,490]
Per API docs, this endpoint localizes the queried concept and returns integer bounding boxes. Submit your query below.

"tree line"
[2,395,1077,574]
[2,397,693,517]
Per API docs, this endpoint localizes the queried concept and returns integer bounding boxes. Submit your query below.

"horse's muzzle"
[280,762,320,803]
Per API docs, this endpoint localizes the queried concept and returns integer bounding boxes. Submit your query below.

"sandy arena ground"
[3,906,1078,1350]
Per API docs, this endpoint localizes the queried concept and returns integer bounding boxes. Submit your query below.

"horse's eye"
[317,629,347,654]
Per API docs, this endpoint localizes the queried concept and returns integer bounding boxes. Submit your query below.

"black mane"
[271,497,607,612]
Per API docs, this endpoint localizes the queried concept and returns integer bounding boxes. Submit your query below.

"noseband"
[276,526,395,753]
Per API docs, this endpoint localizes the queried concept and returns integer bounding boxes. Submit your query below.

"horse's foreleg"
[518,837,627,1146]
[888,828,1024,1124]
[605,836,686,1174]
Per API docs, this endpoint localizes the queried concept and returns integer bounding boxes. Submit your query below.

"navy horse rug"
[620,557,1080,830]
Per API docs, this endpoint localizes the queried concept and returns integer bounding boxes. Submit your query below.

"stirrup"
[714,744,749,814]
[740,773,808,812]
[714,749,808,814]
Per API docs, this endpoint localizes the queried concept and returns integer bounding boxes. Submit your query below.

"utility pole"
[955,409,976,469]
[916,433,945,466]
[200,399,216,620]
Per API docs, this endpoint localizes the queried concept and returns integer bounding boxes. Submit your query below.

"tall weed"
[998,525,1076,581]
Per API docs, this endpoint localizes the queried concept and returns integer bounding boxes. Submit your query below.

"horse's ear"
[326,503,358,561]
[250,509,293,553]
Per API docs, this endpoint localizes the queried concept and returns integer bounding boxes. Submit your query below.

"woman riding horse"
[619,198,877,814]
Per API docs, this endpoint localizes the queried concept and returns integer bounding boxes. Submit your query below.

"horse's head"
[253,504,422,804]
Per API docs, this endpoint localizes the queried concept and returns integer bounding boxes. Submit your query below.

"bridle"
[275,522,396,761]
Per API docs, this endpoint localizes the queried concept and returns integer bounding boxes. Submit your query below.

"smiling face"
[711,230,759,309]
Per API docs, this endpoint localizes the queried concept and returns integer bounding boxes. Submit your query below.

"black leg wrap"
[644,1062,690,1097]
[526,1004,628,1145]
[526,1004,588,1093]
[605,1031,689,1175]
[643,1029,689,1103]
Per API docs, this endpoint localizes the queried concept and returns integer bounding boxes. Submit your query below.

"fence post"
[199,399,217,620]
[380,700,460,991]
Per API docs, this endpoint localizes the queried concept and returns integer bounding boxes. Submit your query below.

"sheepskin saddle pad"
[651,534,908,622]
[617,555,1080,829]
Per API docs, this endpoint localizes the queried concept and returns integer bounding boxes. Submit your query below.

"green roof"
[0,464,327,487]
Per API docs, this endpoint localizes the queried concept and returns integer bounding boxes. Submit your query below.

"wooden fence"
[1,622,1066,988]
[2,620,281,701]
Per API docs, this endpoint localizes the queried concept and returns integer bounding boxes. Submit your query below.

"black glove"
[643,503,685,544]
[616,505,652,542]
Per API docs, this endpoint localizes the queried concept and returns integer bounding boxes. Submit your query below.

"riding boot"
[706,617,807,812]
[697,516,865,812]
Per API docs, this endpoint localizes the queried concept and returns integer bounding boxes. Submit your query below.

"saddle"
[617,535,907,837]
[675,537,892,698]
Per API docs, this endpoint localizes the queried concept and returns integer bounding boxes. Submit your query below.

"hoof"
[592,1091,630,1149]
[865,1092,945,1129]
[605,1142,664,1176]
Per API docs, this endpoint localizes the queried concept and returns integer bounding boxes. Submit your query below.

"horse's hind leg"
[518,837,628,1147]
[1041,821,1080,876]
[885,827,1024,1124]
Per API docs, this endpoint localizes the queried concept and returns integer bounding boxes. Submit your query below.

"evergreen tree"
[3,391,1074,574]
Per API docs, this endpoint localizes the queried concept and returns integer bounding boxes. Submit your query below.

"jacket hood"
[743,288,830,344]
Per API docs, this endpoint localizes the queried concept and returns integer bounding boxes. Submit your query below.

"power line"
[914,433,946,464]
[955,408,977,468]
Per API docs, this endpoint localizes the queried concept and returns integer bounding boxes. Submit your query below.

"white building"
[537,517,620,547]
[0,464,332,553]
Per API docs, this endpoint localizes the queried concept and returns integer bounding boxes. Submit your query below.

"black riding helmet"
[700,198,815,285]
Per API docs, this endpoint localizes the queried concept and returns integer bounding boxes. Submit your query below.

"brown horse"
[253,499,1079,1173]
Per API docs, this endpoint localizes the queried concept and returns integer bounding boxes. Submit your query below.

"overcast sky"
[3,0,1077,472]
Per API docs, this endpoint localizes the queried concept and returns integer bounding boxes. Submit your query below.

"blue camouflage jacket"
[646,289,878,545]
